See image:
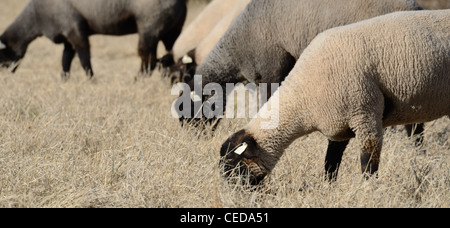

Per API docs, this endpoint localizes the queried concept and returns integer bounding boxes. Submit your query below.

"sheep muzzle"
[220,130,266,185]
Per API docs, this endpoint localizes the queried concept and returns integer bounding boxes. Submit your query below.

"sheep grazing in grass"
[176,0,427,158]
[0,0,187,79]
[220,10,450,185]
[180,0,425,138]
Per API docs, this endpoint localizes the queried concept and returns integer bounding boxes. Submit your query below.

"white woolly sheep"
[220,10,450,184]
[170,0,242,62]
[194,0,251,69]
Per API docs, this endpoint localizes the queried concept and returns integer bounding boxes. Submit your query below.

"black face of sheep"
[169,61,196,85]
[177,100,221,130]
[220,130,266,186]
[176,89,204,128]
[0,40,22,73]
[176,88,222,130]
[161,52,197,85]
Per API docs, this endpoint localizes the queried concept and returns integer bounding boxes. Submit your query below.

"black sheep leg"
[324,140,350,181]
[61,42,76,80]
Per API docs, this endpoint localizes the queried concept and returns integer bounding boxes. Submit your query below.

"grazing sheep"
[183,0,422,120]
[220,10,450,184]
[162,0,250,84]
[177,0,425,157]
[0,0,187,79]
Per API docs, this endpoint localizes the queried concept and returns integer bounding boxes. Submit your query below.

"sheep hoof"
[85,69,94,79]
[61,72,70,81]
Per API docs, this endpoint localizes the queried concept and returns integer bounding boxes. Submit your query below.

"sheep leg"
[349,110,384,178]
[356,127,383,178]
[160,12,185,78]
[405,123,425,147]
[137,33,158,76]
[324,140,350,181]
[138,45,157,76]
[61,42,76,80]
[162,26,182,54]
[68,32,93,78]
[76,43,94,78]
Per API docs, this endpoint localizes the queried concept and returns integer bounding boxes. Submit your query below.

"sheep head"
[0,39,22,73]
[160,51,197,85]
[220,129,268,186]
[176,78,223,130]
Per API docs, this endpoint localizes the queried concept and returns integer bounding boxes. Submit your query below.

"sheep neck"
[2,1,41,57]
[245,78,314,171]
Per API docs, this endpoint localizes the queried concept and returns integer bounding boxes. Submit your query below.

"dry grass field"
[0,0,448,208]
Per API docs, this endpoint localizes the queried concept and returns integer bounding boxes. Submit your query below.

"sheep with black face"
[221,10,450,184]
[177,0,426,159]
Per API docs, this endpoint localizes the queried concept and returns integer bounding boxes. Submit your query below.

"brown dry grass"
[0,0,448,208]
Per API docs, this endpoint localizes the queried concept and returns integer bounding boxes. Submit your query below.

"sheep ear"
[0,41,6,50]
[234,139,260,159]
[234,142,248,155]
[182,55,193,64]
